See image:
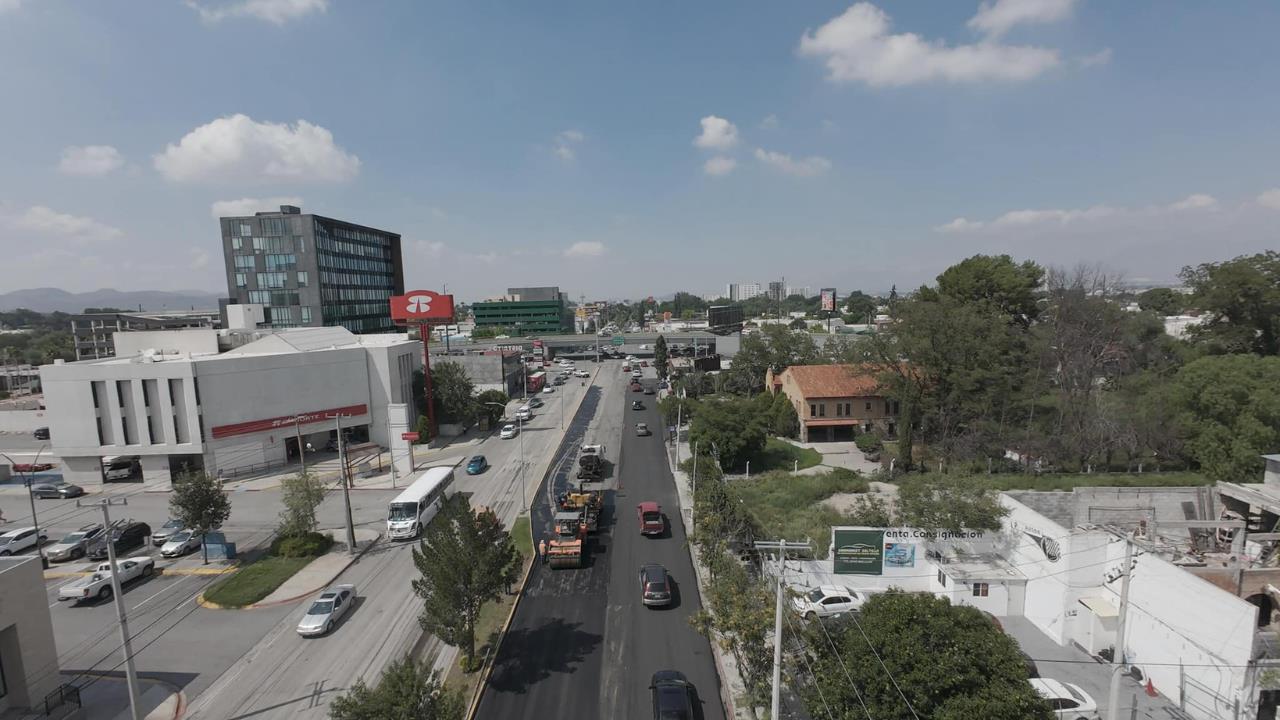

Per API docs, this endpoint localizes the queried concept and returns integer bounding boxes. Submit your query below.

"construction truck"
[558,487,602,533]
[577,443,607,481]
[547,509,589,569]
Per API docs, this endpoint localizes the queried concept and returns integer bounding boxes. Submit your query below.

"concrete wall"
[0,409,47,434]
[362,342,420,447]
[113,328,219,358]
[432,353,520,395]
[0,557,60,711]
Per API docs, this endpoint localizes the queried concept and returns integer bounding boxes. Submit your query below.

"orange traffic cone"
[1145,678,1157,697]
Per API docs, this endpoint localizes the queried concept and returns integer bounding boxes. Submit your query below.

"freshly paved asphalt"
[478,367,726,719]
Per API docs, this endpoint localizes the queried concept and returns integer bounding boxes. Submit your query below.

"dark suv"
[640,563,672,607]
[87,520,152,561]
[650,670,695,720]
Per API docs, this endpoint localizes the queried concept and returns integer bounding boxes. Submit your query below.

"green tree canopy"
[328,656,463,720]
[843,290,878,321]
[933,253,1045,326]
[688,396,768,471]
[800,591,1053,720]
[475,389,510,427]
[418,361,477,425]
[412,495,520,665]
[1171,354,1280,482]
[895,475,1010,532]
[1136,287,1184,316]
[653,334,669,379]
[278,470,326,538]
[169,470,232,564]
[1181,251,1280,355]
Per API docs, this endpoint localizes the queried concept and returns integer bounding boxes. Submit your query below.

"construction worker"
[539,538,548,563]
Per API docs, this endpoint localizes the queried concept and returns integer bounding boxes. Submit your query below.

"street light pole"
[293,416,306,475]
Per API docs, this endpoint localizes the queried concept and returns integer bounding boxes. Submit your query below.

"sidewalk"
[20,672,186,720]
[248,526,380,607]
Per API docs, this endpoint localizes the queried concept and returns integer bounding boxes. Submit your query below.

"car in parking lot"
[792,585,864,619]
[466,455,489,474]
[160,530,201,558]
[47,524,106,562]
[0,527,46,556]
[152,518,184,546]
[87,521,152,561]
[500,424,519,439]
[31,483,84,499]
[297,584,355,636]
[1029,678,1098,719]
[635,422,651,437]
[639,563,672,607]
[649,670,695,720]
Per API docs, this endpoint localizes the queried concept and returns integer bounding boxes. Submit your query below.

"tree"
[723,325,819,395]
[475,389,510,427]
[768,392,799,438]
[418,361,476,425]
[278,470,326,538]
[1181,251,1280,355]
[800,592,1052,720]
[412,495,520,667]
[328,656,464,720]
[653,334,669,379]
[934,253,1045,327]
[843,290,878,322]
[896,475,1009,532]
[1170,354,1280,482]
[688,397,767,471]
[1137,287,1183,315]
[169,470,232,564]
[787,318,807,330]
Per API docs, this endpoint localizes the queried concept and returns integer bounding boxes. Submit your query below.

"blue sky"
[2,0,1278,302]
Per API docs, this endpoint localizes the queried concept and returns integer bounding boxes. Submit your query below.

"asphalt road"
[478,365,726,719]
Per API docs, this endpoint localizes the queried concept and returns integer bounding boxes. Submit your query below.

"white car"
[792,585,864,619]
[574,370,590,378]
[0,527,46,556]
[515,406,533,421]
[1029,679,1098,719]
[632,371,643,379]
[160,529,201,558]
[500,424,518,439]
[542,386,554,394]
[297,584,355,636]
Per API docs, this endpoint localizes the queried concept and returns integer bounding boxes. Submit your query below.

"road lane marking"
[132,574,195,611]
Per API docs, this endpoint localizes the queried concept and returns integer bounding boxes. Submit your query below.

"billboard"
[820,288,837,313]
[708,304,744,328]
[390,291,455,322]
[832,527,885,575]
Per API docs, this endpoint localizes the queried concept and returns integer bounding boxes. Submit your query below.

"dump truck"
[547,510,589,569]
[577,443,607,481]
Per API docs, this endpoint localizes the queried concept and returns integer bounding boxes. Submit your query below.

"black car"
[632,401,644,411]
[31,483,85,499]
[33,426,50,440]
[87,521,152,561]
[650,670,695,720]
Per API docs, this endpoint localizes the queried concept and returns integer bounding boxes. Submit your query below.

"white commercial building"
[40,327,421,487]
[0,556,62,713]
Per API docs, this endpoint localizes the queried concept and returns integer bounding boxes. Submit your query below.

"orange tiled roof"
[781,364,884,399]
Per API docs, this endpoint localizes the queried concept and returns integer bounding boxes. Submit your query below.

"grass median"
[203,532,335,608]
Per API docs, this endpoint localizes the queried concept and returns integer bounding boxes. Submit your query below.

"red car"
[640,361,648,367]
[630,382,643,392]
[637,502,664,536]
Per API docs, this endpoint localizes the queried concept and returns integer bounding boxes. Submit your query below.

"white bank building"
[39,327,421,487]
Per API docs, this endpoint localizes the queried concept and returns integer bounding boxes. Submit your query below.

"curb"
[466,520,536,720]
[195,532,381,610]
[45,564,239,580]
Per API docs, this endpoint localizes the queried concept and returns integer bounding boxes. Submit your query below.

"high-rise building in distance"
[219,205,404,333]
[786,286,811,298]
[768,281,785,301]
[738,283,762,300]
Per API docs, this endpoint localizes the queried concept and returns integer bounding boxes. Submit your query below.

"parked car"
[649,670,695,720]
[500,424,519,439]
[639,563,672,607]
[637,502,664,535]
[58,557,155,604]
[152,518,184,546]
[635,422,651,437]
[466,455,489,475]
[160,530,201,558]
[86,521,152,561]
[46,524,106,562]
[792,585,864,619]
[13,463,54,473]
[1029,678,1098,719]
[297,584,355,636]
[33,427,50,440]
[31,483,84,499]
[0,527,46,556]
[632,401,644,411]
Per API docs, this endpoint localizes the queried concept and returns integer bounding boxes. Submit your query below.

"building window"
[885,400,891,415]
[301,307,312,323]
[256,272,287,289]
[239,223,252,236]
[90,382,100,409]
[231,237,242,250]
[809,404,817,417]
[818,404,826,417]
[261,217,284,236]
[234,273,247,288]
[865,401,872,411]
[146,417,156,444]
[972,583,989,597]
[937,568,948,587]
[266,253,297,271]
[296,271,308,287]
[234,255,256,270]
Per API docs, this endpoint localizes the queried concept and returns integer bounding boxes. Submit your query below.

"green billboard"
[832,528,885,575]
[612,335,625,346]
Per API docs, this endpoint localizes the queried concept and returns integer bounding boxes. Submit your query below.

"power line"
[782,604,859,720]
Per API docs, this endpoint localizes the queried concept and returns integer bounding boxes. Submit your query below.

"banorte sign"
[389,290,455,323]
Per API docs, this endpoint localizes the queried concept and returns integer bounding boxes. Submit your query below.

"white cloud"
[1078,48,1112,68]
[798,2,1060,87]
[564,241,605,258]
[0,0,23,15]
[759,114,780,130]
[553,130,585,161]
[694,116,739,150]
[968,0,1077,39]
[13,206,123,240]
[753,148,832,177]
[210,196,303,218]
[1256,189,1280,210]
[703,156,737,177]
[936,192,1224,233]
[187,0,327,25]
[154,114,359,183]
[58,145,124,176]
[1167,193,1218,211]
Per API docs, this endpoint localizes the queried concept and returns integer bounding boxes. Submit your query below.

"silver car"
[297,584,355,637]
[160,530,201,558]
[46,524,105,562]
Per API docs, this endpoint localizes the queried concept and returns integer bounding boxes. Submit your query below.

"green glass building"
[472,286,572,334]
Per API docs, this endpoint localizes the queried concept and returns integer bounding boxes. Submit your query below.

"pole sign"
[612,335,625,346]
[401,432,420,442]
[820,288,837,313]
[389,290,455,323]
[832,527,885,575]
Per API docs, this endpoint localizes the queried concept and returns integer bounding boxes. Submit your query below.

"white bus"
[386,467,456,540]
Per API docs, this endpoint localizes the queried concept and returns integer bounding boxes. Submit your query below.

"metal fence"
[43,683,81,716]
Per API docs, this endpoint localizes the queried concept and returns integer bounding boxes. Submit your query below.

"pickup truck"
[57,557,155,604]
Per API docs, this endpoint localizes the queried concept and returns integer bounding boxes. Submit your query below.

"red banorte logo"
[389,291,454,321]
[406,295,432,313]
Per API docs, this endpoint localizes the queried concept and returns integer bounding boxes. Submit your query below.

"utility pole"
[690,441,698,535]
[330,414,357,555]
[755,538,810,720]
[1107,536,1135,720]
[0,448,47,565]
[387,415,398,489]
[293,416,306,475]
[79,497,143,720]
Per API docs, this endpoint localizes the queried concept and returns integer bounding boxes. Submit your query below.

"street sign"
[612,335,624,346]
[401,432,420,442]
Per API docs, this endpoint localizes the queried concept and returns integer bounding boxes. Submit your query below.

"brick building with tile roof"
[766,364,899,442]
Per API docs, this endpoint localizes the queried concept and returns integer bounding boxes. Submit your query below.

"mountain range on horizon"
[0,287,224,314]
